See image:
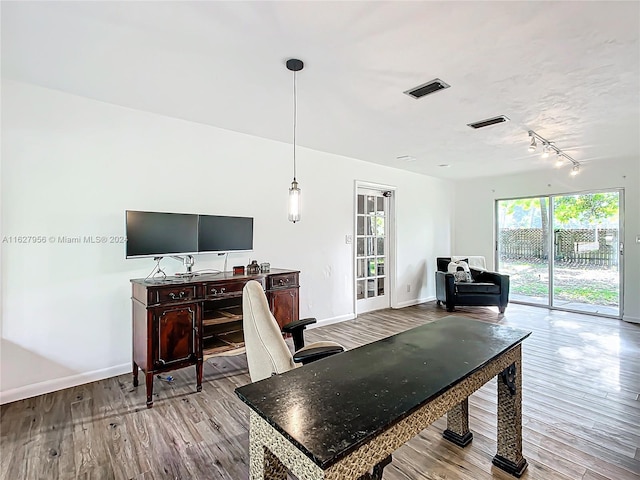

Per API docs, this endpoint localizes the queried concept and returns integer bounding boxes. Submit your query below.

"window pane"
[377,237,385,255]
[357,195,365,214]
[367,238,375,256]
[367,279,376,298]
[357,259,366,278]
[356,238,365,256]
[367,259,376,277]
[367,217,374,235]
[377,197,385,215]
[377,277,385,296]
[357,216,365,236]
[376,258,385,276]
[357,280,365,300]
[366,196,375,214]
[376,217,385,237]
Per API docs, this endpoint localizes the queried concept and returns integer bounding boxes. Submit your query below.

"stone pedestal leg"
[443,398,473,447]
[492,346,528,477]
[249,412,287,480]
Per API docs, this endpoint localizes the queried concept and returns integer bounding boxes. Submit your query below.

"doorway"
[355,184,395,314]
[496,189,623,317]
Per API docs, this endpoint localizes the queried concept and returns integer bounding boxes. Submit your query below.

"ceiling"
[2,1,639,180]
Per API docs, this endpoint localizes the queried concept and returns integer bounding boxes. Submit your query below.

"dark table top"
[235,315,531,469]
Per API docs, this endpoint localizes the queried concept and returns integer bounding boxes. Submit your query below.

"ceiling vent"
[403,78,450,99]
[467,115,510,129]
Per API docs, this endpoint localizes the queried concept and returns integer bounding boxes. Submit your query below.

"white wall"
[452,157,640,323]
[0,81,453,403]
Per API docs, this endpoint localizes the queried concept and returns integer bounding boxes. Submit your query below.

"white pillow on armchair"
[447,260,472,282]
[452,255,487,270]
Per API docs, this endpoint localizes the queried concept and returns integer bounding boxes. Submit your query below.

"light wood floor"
[1,302,639,479]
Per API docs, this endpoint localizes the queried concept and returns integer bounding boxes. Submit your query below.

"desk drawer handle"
[278,278,290,286]
[169,291,186,299]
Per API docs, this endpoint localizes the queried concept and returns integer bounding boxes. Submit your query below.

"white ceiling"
[2,1,639,180]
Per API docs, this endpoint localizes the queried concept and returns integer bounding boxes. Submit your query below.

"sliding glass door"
[497,190,622,317]
[496,197,550,306]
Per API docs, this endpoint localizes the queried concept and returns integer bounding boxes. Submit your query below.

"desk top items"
[247,260,261,275]
[260,262,270,273]
[233,265,245,275]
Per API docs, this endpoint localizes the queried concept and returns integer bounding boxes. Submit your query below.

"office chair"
[242,280,344,382]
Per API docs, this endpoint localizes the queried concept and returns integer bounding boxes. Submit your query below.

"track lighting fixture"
[526,130,581,176]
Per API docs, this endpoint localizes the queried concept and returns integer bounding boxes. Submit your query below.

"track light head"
[527,133,537,152]
[541,144,550,159]
[554,155,564,168]
[570,165,580,176]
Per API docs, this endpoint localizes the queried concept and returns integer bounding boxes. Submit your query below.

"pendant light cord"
[292,70,297,181]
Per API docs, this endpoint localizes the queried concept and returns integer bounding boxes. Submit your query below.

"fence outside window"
[499,228,618,267]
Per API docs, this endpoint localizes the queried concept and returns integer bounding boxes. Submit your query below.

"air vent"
[467,115,510,129]
[403,78,450,99]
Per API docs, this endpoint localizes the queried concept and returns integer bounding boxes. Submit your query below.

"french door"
[355,186,393,314]
[496,189,623,317]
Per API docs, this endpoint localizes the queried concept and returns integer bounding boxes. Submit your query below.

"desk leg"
[443,398,473,447]
[249,413,287,480]
[145,372,154,408]
[493,346,528,477]
[133,361,139,387]
[196,360,203,392]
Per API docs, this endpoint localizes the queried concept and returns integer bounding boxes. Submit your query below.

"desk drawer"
[205,280,249,298]
[267,272,299,290]
[153,285,198,304]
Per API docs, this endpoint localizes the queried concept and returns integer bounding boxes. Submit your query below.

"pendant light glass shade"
[288,180,300,223]
[286,58,304,223]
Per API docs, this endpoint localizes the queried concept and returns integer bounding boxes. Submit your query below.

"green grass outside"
[501,261,619,306]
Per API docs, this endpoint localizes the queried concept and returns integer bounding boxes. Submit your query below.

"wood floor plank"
[1,302,640,479]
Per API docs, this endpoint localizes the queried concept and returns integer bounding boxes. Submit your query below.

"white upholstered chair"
[242,280,343,382]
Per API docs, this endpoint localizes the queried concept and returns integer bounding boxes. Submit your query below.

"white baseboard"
[309,298,436,330]
[622,314,640,324]
[0,363,130,405]
[309,313,356,329]
[395,296,434,309]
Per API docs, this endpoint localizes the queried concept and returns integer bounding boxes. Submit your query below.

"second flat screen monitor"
[198,215,253,253]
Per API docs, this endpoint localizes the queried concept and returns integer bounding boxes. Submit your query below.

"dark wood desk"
[235,316,531,479]
[131,269,299,408]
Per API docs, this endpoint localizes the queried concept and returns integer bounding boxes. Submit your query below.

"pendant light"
[287,58,303,223]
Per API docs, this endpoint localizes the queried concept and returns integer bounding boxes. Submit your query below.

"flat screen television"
[125,210,254,259]
[198,215,253,254]
[126,211,199,258]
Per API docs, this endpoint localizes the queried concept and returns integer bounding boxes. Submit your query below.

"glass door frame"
[354,181,397,315]
[494,188,624,319]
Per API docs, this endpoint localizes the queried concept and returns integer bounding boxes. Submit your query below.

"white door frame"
[354,180,397,315]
